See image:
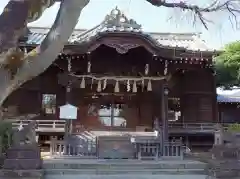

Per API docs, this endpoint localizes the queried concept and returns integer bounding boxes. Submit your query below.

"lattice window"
[98,104,126,127]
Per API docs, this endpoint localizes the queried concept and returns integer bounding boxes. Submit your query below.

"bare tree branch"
[145,0,240,29]
[0,0,89,108]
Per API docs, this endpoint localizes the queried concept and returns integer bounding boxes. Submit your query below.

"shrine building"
[3,8,218,150]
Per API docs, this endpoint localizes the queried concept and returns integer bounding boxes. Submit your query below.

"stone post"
[50,136,57,156]
[214,123,224,146]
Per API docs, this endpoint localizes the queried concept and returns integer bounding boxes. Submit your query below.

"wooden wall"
[3,45,216,125]
[180,70,217,122]
[218,104,240,123]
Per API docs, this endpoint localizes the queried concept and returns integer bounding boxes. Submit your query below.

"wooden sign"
[59,104,78,120]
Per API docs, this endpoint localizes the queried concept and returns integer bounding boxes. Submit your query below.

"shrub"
[0,121,13,154]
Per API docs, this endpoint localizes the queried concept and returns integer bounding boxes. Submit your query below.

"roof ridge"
[25,8,215,51]
[28,26,201,36]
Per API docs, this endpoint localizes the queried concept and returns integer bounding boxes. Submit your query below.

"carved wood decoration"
[105,43,140,54]
[88,42,141,54]
[87,104,98,117]
[86,36,158,55]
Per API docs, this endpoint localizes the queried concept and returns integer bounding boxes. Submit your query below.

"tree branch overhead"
[0,0,89,114]
[146,0,240,29]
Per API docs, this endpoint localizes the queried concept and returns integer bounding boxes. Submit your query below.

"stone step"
[44,168,206,175]
[43,159,207,170]
[44,163,206,170]
[43,159,207,175]
[45,174,210,179]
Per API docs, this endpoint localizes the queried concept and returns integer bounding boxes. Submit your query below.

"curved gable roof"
[26,7,214,52]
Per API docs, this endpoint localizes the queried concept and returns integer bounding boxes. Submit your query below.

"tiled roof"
[217,88,240,103]
[217,95,240,103]
[26,7,214,52]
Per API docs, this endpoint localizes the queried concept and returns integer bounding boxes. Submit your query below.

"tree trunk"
[0,0,56,62]
[0,0,89,117]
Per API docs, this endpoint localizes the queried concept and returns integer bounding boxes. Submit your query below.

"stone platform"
[43,159,208,175]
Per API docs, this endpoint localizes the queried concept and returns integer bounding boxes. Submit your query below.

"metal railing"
[134,137,183,160]
[162,142,183,159]
[50,135,97,158]
[50,135,184,160]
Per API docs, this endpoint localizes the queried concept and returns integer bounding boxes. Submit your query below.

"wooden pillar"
[64,58,73,138]
[212,73,218,122]
[161,80,169,142]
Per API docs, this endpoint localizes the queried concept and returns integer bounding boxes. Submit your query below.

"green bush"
[0,121,13,154]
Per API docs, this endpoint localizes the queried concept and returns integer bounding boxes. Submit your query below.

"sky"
[1,0,240,49]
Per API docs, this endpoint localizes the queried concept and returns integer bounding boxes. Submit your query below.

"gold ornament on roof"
[104,6,141,30]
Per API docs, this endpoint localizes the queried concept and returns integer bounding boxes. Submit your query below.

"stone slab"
[0,169,43,179]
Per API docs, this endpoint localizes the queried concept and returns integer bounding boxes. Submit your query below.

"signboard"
[59,104,78,120]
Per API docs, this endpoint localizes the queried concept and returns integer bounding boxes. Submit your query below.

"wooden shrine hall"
[4,7,217,145]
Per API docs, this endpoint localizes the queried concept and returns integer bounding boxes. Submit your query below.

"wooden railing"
[10,120,65,133]
[7,119,233,133]
[161,123,229,133]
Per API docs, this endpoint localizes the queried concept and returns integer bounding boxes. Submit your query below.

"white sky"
[1,0,240,49]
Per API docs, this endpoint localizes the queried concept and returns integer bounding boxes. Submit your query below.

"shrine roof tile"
[25,7,214,52]
[217,88,240,103]
[217,95,240,103]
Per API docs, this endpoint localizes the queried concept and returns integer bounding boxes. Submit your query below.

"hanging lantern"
[80,77,85,89]
[103,79,107,90]
[114,80,120,93]
[147,80,152,91]
[66,86,71,93]
[127,80,131,92]
[145,64,149,75]
[164,60,168,75]
[141,79,144,91]
[91,78,94,89]
[97,80,101,92]
[87,61,91,73]
[132,80,137,93]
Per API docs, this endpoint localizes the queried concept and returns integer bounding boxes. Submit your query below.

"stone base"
[3,144,42,170]
[3,159,42,170]
[0,169,43,179]
[5,145,41,159]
